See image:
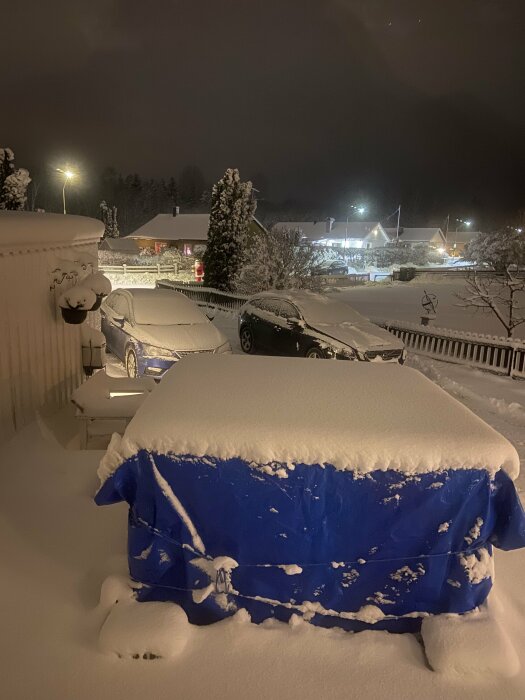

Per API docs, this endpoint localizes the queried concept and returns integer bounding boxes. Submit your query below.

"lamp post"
[57,168,75,214]
[346,204,367,248]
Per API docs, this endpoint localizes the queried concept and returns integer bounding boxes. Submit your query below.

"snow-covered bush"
[364,243,430,269]
[203,168,256,291]
[0,148,31,210]
[237,226,322,293]
[465,229,525,272]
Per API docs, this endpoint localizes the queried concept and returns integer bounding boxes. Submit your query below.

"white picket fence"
[158,281,525,379]
[100,263,179,275]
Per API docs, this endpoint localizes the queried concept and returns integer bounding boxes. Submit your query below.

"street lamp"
[349,204,367,216]
[56,168,76,214]
[455,218,472,232]
[345,204,367,249]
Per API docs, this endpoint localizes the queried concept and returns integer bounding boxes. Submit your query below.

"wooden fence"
[100,263,178,274]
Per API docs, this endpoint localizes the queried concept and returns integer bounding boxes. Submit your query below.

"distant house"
[273,219,389,249]
[446,229,481,256]
[385,227,446,249]
[127,208,267,256]
[99,237,140,254]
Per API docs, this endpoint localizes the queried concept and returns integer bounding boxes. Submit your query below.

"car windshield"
[299,298,365,325]
[133,293,207,326]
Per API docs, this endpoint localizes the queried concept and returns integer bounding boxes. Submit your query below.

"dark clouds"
[2,0,524,222]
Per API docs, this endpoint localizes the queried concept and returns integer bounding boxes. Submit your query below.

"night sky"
[3,0,525,223]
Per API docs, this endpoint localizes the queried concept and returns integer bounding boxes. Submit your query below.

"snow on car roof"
[121,288,206,325]
[250,290,366,323]
[98,355,519,483]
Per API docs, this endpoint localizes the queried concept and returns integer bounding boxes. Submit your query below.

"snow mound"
[99,598,190,659]
[421,602,520,677]
[98,355,520,483]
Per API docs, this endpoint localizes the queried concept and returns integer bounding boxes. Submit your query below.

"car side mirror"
[292,319,305,329]
[113,314,125,327]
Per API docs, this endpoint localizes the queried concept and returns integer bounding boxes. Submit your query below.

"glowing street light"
[349,204,367,216]
[455,218,472,232]
[56,167,76,214]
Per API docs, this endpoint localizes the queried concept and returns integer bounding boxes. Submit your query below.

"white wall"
[0,213,103,443]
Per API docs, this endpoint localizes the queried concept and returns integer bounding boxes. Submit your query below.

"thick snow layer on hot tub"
[98,355,519,483]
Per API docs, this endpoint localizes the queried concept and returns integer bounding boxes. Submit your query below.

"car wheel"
[126,347,139,378]
[305,346,324,359]
[240,326,255,354]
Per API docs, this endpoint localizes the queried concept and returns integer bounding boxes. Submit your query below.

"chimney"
[173,206,180,217]
[325,217,335,234]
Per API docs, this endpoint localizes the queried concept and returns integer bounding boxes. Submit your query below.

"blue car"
[100,288,231,378]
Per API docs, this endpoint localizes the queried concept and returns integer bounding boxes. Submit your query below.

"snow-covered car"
[100,288,231,378]
[238,290,406,362]
[312,260,348,276]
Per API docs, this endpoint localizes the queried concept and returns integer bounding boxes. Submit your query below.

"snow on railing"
[376,319,525,379]
[155,280,249,312]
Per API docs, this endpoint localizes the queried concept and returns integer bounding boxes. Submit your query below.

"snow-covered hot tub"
[96,355,525,632]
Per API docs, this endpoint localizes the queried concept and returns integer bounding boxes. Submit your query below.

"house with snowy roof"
[273,219,389,249]
[446,229,481,256]
[384,227,446,249]
[127,208,267,256]
[99,237,139,253]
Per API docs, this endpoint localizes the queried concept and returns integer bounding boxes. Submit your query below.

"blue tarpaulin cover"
[96,451,525,632]
[95,356,525,632]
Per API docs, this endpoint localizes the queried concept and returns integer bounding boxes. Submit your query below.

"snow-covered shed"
[127,210,267,256]
[96,355,525,633]
[273,220,389,249]
[0,211,104,442]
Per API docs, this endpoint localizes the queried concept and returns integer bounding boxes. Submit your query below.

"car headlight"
[339,347,357,360]
[142,344,175,358]
[215,341,232,354]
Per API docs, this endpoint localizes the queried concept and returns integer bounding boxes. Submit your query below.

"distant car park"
[101,288,231,378]
[238,290,406,362]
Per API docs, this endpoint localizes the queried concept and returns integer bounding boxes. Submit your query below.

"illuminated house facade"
[273,219,389,249]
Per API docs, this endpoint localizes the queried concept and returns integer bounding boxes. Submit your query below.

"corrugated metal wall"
[0,241,99,443]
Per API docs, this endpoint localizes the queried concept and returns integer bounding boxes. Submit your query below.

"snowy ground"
[2,292,525,698]
[333,279,525,339]
[1,420,525,700]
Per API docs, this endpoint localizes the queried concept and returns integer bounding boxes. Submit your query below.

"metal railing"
[156,280,249,311]
[377,319,525,379]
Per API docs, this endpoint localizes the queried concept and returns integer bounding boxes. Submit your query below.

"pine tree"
[0,148,31,210]
[99,200,120,238]
[203,169,256,291]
